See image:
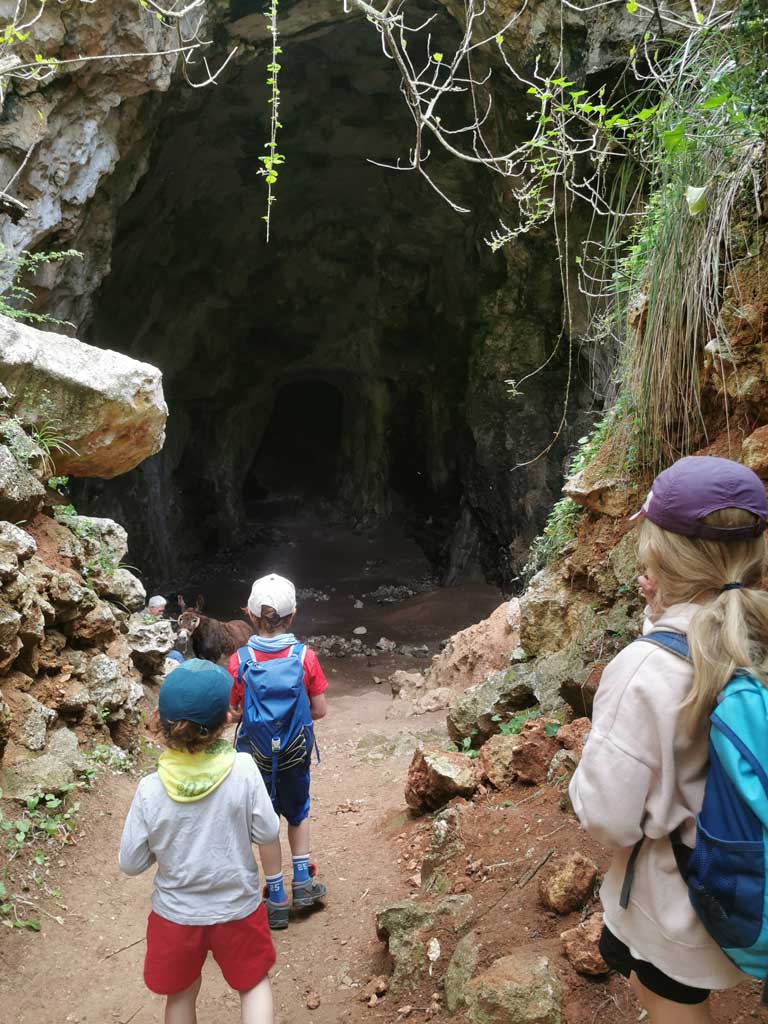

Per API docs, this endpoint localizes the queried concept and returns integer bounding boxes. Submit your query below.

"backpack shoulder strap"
[291,642,306,665]
[636,630,691,662]
[236,645,252,683]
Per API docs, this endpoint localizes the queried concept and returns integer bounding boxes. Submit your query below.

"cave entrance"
[244,379,344,510]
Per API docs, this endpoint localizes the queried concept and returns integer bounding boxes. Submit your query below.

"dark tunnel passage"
[244,380,345,508]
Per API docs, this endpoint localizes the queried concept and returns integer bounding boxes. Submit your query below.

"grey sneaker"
[263,894,290,930]
[292,865,327,910]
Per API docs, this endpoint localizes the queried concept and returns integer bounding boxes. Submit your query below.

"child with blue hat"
[119,659,279,1024]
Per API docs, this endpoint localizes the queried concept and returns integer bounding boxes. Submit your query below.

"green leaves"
[626,0,638,12]
[544,722,561,738]
[432,52,443,63]
[685,184,708,215]
[661,122,691,155]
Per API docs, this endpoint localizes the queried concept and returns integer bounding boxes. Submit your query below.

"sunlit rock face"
[0,0,634,585]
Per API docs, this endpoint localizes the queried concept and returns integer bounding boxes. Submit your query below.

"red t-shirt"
[228,645,328,709]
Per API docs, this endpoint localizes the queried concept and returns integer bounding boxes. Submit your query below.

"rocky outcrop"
[447,669,537,746]
[375,894,474,992]
[426,599,520,692]
[404,747,480,813]
[0,329,168,798]
[0,316,167,478]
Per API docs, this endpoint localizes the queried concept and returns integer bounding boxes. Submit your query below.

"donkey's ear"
[178,594,187,611]
[195,594,205,611]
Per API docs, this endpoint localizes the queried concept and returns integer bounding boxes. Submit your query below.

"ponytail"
[244,603,294,636]
[638,509,768,731]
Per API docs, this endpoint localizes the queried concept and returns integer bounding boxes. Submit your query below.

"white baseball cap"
[247,573,296,618]
[148,595,167,609]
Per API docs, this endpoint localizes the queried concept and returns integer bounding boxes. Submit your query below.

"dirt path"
[0,664,446,1024]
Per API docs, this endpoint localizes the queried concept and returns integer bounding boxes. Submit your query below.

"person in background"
[148,595,168,618]
[228,573,328,931]
[570,456,768,1024]
[119,660,279,1024]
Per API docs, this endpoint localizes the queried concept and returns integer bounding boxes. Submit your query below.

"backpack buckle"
[271,737,281,753]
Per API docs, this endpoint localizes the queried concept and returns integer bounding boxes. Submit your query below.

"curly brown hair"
[150,710,229,754]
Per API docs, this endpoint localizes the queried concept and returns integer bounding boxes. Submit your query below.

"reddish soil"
[375,783,768,1024]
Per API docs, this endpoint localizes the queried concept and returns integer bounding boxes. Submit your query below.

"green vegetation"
[260,0,285,241]
[0,246,81,327]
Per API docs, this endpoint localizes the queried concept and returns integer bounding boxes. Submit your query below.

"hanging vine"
[260,0,285,242]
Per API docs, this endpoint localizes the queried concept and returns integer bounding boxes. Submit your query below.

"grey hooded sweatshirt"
[119,748,280,926]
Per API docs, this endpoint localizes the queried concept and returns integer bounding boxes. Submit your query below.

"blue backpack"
[622,630,768,1001]
[234,643,317,799]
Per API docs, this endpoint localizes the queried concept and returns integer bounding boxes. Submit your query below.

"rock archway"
[60,5,591,589]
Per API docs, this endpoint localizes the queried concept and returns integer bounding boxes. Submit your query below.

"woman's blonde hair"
[638,508,768,728]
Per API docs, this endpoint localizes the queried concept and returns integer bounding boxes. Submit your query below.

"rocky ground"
[1,645,766,1024]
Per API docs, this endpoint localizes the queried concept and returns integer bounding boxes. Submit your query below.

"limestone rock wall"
[0,322,172,801]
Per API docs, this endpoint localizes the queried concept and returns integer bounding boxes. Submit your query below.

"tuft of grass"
[599,3,767,466]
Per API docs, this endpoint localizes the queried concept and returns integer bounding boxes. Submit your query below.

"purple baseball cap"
[631,456,768,540]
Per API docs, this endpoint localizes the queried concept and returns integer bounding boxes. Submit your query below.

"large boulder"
[518,568,594,659]
[421,805,465,892]
[447,667,536,745]
[404,747,480,813]
[0,316,167,478]
[10,692,56,751]
[465,952,562,1024]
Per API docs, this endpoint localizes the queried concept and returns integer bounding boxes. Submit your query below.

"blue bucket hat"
[158,658,231,729]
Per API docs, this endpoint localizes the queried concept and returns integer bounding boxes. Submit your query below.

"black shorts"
[599,925,710,1005]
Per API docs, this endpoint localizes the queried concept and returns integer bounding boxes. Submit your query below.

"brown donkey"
[176,595,251,664]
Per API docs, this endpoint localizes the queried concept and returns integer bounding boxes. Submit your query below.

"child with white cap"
[228,573,329,930]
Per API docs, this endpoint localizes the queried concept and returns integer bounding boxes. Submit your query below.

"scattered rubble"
[560,913,608,976]
[539,853,599,914]
[297,587,330,603]
[307,634,431,659]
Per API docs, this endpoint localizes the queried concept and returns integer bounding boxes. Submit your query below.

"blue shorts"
[260,759,311,826]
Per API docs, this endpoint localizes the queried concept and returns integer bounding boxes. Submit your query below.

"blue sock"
[265,873,286,903]
[292,856,310,884]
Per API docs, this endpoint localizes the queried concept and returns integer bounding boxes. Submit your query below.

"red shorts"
[144,903,276,995]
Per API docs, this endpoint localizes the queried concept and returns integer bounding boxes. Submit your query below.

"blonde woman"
[571,455,768,1023]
